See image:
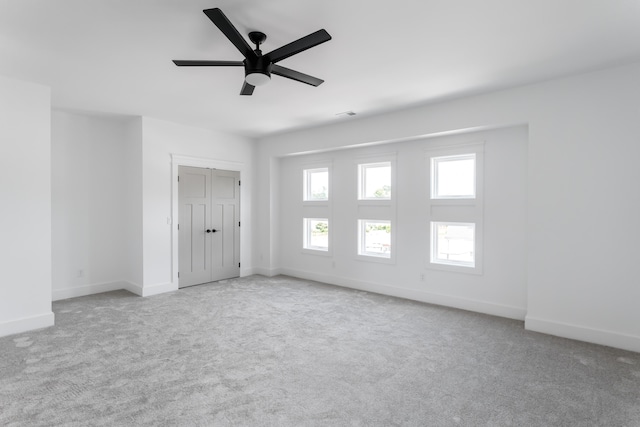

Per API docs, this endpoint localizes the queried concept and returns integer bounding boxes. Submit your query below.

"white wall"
[278,126,528,319]
[122,117,143,288]
[51,114,255,299]
[140,117,255,295]
[0,75,54,336]
[51,111,135,300]
[256,61,640,353]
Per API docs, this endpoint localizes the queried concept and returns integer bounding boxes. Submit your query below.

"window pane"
[359,162,391,199]
[431,222,475,266]
[432,155,475,198]
[304,168,328,201]
[304,218,329,251]
[359,220,391,258]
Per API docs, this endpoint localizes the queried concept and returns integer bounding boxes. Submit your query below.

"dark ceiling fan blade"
[271,64,324,87]
[173,60,244,66]
[266,29,331,64]
[203,8,257,61]
[240,81,255,95]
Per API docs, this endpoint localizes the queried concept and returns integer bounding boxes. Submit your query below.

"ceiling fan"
[173,8,332,96]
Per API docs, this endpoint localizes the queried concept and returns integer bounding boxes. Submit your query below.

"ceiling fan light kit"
[244,32,271,86]
[173,8,331,96]
[245,72,270,86]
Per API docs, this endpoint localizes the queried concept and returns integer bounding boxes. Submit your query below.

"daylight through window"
[303,168,329,201]
[358,162,391,200]
[431,222,475,267]
[303,218,329,251]
[358,220,391,258]
[431,154,475,199]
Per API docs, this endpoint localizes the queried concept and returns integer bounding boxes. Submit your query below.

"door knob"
[206,229,217,233]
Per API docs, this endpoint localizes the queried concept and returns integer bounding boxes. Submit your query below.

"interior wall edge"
[240,268,257,277]
[252,268,282,277]
[139,281,178,297]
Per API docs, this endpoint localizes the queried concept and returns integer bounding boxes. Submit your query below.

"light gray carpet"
[1,275,639,426]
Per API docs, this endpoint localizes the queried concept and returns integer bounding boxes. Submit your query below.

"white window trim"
[358,161,392,201]
[355,153,396,203]
[353,153,396,264]
[431,153,476,200]
[425,141,484,274]
[430,221,476,268]
[356,219,395,264]
[302,217,331,255]
[426,141,484,204]
[303,166,330,203]
[300,159,332,257]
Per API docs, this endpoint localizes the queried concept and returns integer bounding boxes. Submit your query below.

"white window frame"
[357,219,395,263]
[426,142,484,274]
[303,167,329,202]
[353,153,396,264]
[358,161,392,201]
[431,153,476,200]
[303,218,330,253]
[430,221,476,268]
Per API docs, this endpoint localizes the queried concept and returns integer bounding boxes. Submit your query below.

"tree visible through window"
[303,168,329,201]
[359,162,391,200]
[358,220,391,258]
[304,218,329,251]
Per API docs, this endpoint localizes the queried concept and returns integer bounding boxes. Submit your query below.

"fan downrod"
[248,31,267,51]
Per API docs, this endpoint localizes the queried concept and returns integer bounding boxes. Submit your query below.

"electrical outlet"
[420,273,425,281]
[77,269,84,278]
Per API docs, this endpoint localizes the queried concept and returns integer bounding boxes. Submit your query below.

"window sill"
[426,261,483,275]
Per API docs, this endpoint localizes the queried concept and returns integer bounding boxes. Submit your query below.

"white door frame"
[170,154,245,287]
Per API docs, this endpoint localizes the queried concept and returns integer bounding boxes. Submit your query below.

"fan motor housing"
[244,56,273,80]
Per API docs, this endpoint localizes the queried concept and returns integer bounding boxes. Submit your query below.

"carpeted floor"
[1,275,639,426]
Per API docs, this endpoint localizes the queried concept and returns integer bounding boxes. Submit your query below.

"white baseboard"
[525,316,640,353]
[53,281,133,301]
[123,281,143,296]
[252,267,282,277]
[53,280,178,300]
[279,268,526,321]
[240,267,256,277]
[139,281,178,297]
[0,311,55,338]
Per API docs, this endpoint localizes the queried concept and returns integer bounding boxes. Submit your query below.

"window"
[358,162,391,200]
[431,222,475,267]
[427,142,483,273]
[358,220,391,258]
[431,154,475,199]
[303,168,329,201]
[303,218,329,251]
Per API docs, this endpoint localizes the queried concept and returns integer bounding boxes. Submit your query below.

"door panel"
[190,203,208,272]
[212,203,224,268]
[178,166,212,287]
[178,166,240,287]
[211,169,240,281]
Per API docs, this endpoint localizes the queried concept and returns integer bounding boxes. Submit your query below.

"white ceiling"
[1,0,640,138]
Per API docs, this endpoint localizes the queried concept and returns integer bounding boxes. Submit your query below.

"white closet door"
[210,169,241,282]
[178,166,240,288]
